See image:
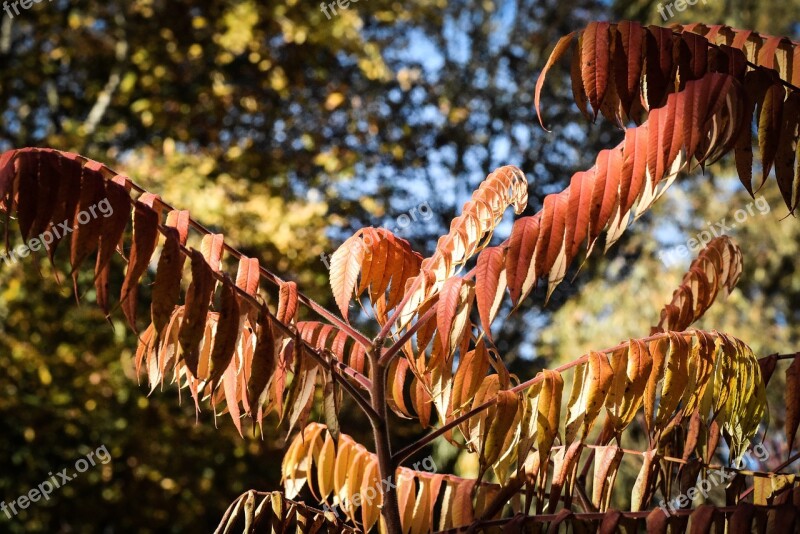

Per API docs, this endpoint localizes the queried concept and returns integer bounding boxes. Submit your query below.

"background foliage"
[1,0,799,532]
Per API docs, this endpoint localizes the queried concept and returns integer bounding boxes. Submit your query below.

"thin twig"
[376,274,424,341]
[378,299,438,367]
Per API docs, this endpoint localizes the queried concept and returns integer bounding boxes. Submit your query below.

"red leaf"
[581,22,611,119]
[179,249,215,377]
[120,194,161,331]
[437,277,466,354]
[151,210,190,336]
[207,277,241,392]
[505,216,540,307]
[613,21,645,118]
[95,176,132,314]
[475,246,506,341]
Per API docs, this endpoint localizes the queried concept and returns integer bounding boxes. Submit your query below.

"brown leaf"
[178,249,215,377]
[582,22,611,119]
[592,445,622,511]
[151,210,189,336]
[207,278,241,393]
[70,163,107,282]
[436,277,474,358]
[120,194,161,331]
[785,355,800,451]
[94,176,132,314]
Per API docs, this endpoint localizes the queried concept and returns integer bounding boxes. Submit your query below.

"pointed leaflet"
[535,32,575,130]
[386,233,423,310]
[567,170,595,261]
[284,350,320,435]
[365,232,389,304]
[588,147,623,250]
[449,479,476,529]
[179,249,216,377]
[94,176,132,314]
[644,336,669,432]
[233,256,260,297]
[505,215,540,307]
[565,351,613,444]
[395,470,415,532]
[360,458,382,532]
[630,449,659,512]
[481,389,518,470]
[276,280,297,324]
[536,369,564,466]
[207,277,241,393]
[758,82,785,179]
[45,154,82,262]
[785,355,800,452]
[605,339,652,434]
[571,32,592,121]
[120,194,161,331]
[680,31,709,82]
[376,232,405,311]
[592,445,623,511]
[12,152,38,244]
[70,163,107,278]
[329,234,365,321]
[410,475,431,534]
[613,21,645,118]
[547,441,584,513]
[27,152,60,244]
[412,376,432,428]
[581,22,611,119]
[655,333,690,428]
[475,246,506,341]
[533,191,568,295]
[776,92,800,212]
[450,340,491,416]
[316,432,336,500]
[151,210,190,336]
[200,233,225,272]
[436,277,475,358]
[5,150,29,244]
[643,25,675,109]
[344,449,368,522]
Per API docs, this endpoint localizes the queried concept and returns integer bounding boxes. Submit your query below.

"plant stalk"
[369,348,403,534]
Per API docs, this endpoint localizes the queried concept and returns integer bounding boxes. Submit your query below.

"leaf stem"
[378,299,438,367]
[376,273,423,340]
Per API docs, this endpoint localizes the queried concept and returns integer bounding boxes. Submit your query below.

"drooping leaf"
[120,194,161,331]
